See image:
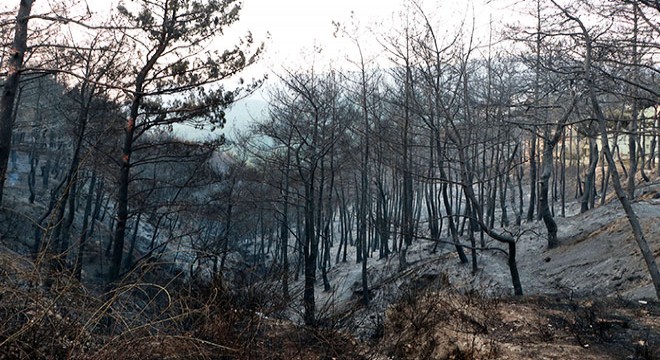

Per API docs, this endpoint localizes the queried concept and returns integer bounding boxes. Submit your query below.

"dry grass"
[0,252,364,360]
[375,286,660,360]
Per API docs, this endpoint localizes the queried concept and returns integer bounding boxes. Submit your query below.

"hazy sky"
[234,0,520,72]
[241,0,403,55]
[41,0,516,76]
[221,0,516,136]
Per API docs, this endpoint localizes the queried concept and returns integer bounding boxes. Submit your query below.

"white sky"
[219,0,520,137]
[14,0,521,77]
[232,0,523,76]
[237,0,405,66]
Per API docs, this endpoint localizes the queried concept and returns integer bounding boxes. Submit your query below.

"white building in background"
[597,105,659,159]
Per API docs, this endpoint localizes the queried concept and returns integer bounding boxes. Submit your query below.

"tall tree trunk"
[527,138,538,221]
[398,27,415,271]
[575,131,582,199]
[499,139,510,228]
[560,127,567,217]
[28,142,38,204]
[628,0,640,200]
[280,149,291,300]
[516,162,524,225]
[650,112,657,172]
[303,179,317,326]
[651,113,660,178]
[581,136,598,213]
[376,171,391,258]
[466,193,478,275]
[336,186,347,264]
[0,0,34,205]
[109,32,168,283]
[75,172,97,281]
[109,104,138,282]
[316,158,329,292]
[58,110,89,258]
[526,0,543,223]
[541,99,576,249]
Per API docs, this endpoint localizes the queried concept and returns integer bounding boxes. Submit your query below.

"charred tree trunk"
[280,148,291,301]
[303,180,317,326]
[109,104,138,283]
[436,138,468,263]
[527,136,538,222]
[541,98,576,249]
[581,136,598,213]
[74,172,97,281]
[0,0,34,205]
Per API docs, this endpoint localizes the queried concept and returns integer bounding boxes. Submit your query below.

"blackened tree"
[107,0,262,282]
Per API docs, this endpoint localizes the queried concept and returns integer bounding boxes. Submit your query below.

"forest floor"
[287,180,660,359]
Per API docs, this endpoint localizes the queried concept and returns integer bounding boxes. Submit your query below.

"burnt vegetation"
[1,0,660,358]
